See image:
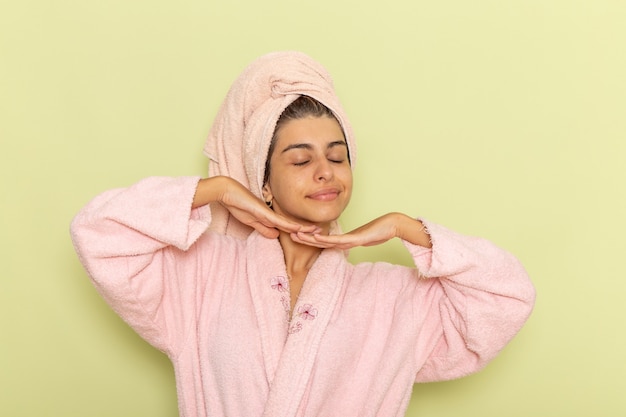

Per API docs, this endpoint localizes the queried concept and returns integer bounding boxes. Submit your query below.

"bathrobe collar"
[246,231,348,417]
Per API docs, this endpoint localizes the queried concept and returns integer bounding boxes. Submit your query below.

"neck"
[278,230,323,276]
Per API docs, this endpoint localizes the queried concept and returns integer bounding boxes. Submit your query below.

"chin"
[304,211,343,227]
[276,201,347,226]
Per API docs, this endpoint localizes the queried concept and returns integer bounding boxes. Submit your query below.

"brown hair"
[263,96,344,184]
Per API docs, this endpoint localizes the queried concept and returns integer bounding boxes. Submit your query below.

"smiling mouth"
[308,189,340,201]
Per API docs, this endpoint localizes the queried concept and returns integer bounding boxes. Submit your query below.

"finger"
[262,212,319,234]
[307,233,352,244]
[291,232,355,249]
[289,232,333,248]
[249,222,280,239]
[311,233,361,247]
[305,231,390,249]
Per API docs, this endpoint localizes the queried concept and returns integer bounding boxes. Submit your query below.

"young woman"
[71,51,535,417]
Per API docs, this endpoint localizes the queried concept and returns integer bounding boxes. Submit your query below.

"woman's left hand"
[290,213,432,249]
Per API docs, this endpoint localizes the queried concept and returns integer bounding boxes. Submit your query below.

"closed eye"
[293,160,310,166]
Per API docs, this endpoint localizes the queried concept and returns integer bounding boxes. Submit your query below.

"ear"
[262,182,273,204]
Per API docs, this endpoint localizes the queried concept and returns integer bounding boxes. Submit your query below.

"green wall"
[2,0,624,415]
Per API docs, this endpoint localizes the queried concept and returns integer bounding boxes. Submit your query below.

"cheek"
[341,169,354,191]
[268,173,300,201]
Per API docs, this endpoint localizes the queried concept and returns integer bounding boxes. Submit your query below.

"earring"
[265,199,273,209]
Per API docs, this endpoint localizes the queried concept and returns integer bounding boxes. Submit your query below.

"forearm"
[72,176,208,257]
[70,176,213,354]
[408,220,535,381]
[393,213,432,248]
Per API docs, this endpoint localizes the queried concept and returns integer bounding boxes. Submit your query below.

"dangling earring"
[265,199,273,209]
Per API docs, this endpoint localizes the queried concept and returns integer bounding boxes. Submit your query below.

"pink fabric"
[70,176,536,417]
[202,51,357,239]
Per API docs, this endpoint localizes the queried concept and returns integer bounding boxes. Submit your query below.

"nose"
[314,158,334,182]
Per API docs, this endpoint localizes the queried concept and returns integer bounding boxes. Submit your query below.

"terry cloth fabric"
[70,176,536,417]
[202,51,357,239]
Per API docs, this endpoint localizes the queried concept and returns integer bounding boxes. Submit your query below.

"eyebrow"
[280,140,347,154]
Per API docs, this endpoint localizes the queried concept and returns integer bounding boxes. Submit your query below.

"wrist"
[192,176,229,209]
[394,213,431,248]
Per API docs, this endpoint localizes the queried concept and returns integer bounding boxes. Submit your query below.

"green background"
[1,0,624,416]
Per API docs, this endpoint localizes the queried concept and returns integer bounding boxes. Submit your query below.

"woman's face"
[263,115,352,231]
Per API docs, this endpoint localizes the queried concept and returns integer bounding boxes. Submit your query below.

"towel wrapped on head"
[203,51,358,239]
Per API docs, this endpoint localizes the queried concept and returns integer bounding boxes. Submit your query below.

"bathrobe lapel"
[246,232,347,417]
[246,233,291,384]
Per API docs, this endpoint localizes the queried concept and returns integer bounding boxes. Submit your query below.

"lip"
[307,188,341,201]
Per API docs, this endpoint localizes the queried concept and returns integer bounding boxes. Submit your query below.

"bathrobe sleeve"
[70,176,216,356]
[404,220,536,383]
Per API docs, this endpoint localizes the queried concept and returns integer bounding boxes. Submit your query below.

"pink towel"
[202,51,358,239]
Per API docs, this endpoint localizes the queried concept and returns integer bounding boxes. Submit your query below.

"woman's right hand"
[193,176,317,239]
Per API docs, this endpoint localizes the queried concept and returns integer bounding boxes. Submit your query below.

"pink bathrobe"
[70,176,535,417]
